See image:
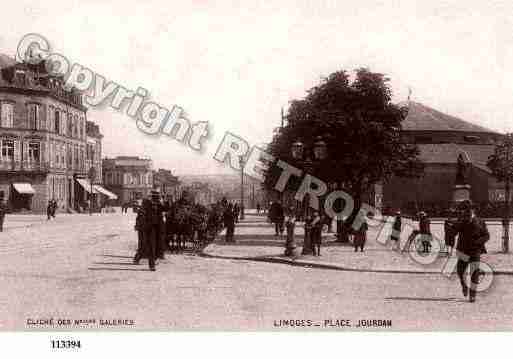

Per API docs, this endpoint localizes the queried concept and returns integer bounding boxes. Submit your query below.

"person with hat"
[452,200,489,302]
[268,200,285,237]
[310,210,323,256]
[134,198,157,270]
[353,210,369,252]
[223,202,236,242]
[390,211,402,251]
[403,211,431,253]
[150,190,166,260]
[418,211,432,253]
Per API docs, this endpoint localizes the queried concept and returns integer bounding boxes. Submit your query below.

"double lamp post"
[290,136,328,255]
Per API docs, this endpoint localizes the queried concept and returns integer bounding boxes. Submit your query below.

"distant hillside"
[180,174,265,204]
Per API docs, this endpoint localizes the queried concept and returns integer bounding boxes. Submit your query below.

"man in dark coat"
[51,199,57,218]
[135,199,156,271]
[133,201,148,265]
[224,204,236,242]
[418,212,432,253]
[269,200,284,236]
[453,200,489,302]
[47,200,53,220]
[310,210,323,256]
[150,191,166,260]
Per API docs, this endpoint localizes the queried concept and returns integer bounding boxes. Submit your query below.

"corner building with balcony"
[102,156,153,205]
[0,54,93,212]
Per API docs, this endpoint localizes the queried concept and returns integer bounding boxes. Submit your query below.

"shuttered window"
[1,140,14,160]
[27,103,41,130]
[1,103,14,128]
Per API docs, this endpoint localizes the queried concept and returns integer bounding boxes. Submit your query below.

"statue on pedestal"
[455,154,469,185]
[453,153,471,203]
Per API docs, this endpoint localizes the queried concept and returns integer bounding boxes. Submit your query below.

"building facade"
[382,101,505,215]
[102,156,153,204]
[0,54,94,213]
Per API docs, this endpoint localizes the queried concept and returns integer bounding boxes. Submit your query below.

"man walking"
[452,200,489,303]
[150,191,166,260]
[353,210,368,253]
[51,199,57,218]
[47,200,53,220]
[141,198,157,271]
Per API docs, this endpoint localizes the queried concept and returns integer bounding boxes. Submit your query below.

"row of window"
[104,171,152,186]
[50,142,85,170]
[0,101,86,139]
[0,139,85,170]
[1,140,40,162]
[50,177,67,201]
[86,143,98,161]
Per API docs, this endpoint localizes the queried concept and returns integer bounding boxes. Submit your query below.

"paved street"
[1,212,513,330]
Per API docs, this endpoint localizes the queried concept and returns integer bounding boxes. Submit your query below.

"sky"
[1,0,513,175]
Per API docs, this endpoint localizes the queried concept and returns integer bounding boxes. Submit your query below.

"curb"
[200,245,513,276]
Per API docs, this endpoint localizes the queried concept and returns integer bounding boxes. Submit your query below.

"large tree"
[264,68,423,226]
[487,133,513,253]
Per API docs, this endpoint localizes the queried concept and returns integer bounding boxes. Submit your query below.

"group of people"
[133,193,243,271]
[268,200,336,256]
[388,200,489,302]
[46,199,58,220]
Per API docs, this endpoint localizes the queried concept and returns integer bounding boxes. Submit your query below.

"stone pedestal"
[452,184,471,203]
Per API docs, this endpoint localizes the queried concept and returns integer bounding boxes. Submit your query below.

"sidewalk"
[203,213,513,275]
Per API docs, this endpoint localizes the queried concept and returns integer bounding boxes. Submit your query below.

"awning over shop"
[13,183,35,195]
[93,185,118,200]
[76,178,98,193]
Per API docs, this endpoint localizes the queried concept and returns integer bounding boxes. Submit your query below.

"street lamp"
[291,136,327,254]
[239,155,245,220]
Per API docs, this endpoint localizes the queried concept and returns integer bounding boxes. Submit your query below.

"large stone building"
[382,101,505,215]
[102,156,153,204]
[0,53,107,212]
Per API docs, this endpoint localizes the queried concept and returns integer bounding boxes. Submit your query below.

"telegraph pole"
[505,148,511,253]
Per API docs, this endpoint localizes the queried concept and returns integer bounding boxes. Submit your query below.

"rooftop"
[0,52,85,110]
[400,101,497,134]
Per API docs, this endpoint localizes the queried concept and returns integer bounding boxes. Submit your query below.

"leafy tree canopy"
[264,68,423,208]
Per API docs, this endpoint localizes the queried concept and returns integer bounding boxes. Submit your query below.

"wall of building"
[383,163,496,212]
[1,86,91,212]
